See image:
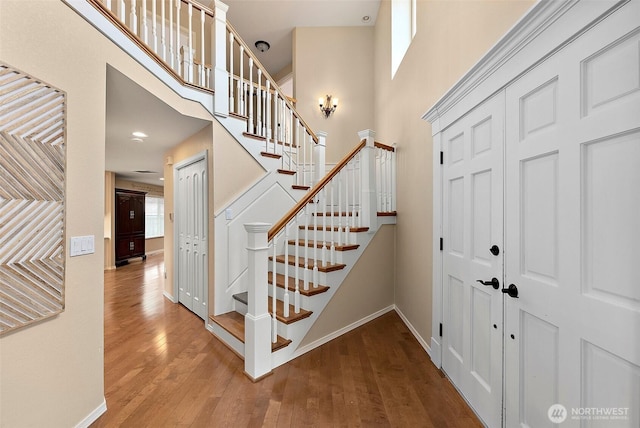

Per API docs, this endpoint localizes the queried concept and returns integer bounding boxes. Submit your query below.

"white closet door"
[177,157,208,320]
[441,93,504,427]
[504,4,640,426]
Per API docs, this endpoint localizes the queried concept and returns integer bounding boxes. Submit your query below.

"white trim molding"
[395,306,432,359]
[74,398,107,428]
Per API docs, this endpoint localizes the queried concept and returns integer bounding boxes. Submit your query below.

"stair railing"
[226,23,319,186]
[374,142,397,214]
[243,129,389,380]
[89,0,216,91]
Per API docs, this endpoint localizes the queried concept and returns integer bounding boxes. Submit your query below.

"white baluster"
[248,58,254,134]
[228,33,234,111]
[262,80,268,139]
[187,4,193,83]
[288,112,294,171]
[118,0,125,22]
[141,0,147,43]
[313,194,319,287]
[200,9,205,86]
[256,70,263,136]
[175,0,181,72]
[309,133,314,186]
[321,187,327,267]
[272,234,278,343]
[352,158,357,227]
[106,0,112,13]
[392,144,397,212]
[330,179,336,264]
[283,224,290,318]
[303,206,310,291]
[295,118,301,185]
[376,148,382,211]
[160,0,166,61]
[168,0,174,69]
[294,213,300,313]
[345,163,351,245]
[266,80,271,152]
[239,45,244,116]
[337,169,343,246]
[302,129,307,187]
[130,0,138,35]
[358,151,363,227]
[273,94,279,154]
[151,0,158,53]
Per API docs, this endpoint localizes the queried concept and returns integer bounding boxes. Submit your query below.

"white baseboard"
[75,398,106,428]
[292,305,395,360]
[430,336,442,368]
[394,306,432,359]
[163,290,177,303]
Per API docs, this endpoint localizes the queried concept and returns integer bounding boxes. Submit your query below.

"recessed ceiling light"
[132,131,148,138]
[159,177,165,181]
[362,15,370,23]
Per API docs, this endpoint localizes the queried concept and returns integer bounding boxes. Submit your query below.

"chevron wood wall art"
[0,63,66,336]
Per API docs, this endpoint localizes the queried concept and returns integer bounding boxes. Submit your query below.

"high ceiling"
[105,0,381,187]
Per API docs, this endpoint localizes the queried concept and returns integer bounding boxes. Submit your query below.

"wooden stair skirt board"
[267,272,330,296]
[270,255,346,273]
[210,312,292,353]
[232,292,313,324]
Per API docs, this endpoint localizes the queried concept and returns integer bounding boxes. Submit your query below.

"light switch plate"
[70,235,95,257]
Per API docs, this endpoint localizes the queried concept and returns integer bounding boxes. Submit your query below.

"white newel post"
[244,223,272,381]
[314,131,327,186]
[213,0,229,117]
[358,129,377,229]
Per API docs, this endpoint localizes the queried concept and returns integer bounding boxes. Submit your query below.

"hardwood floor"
[95,253,482,427]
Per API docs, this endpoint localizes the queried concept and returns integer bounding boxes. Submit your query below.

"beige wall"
[372,0,534,343]
[300,225,396,346]
[293,26,375,162]
[0,1,212,426]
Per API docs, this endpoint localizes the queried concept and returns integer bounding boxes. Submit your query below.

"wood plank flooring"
[94,253,482,427]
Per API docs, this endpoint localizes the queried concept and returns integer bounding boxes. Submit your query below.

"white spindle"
[302,129,307,187]
[256,70,263,136]
[345,163,351,244]
[309,133,314,186]
[228,33,234,111]
[266,81,271,151]
[118,0,125,22]
[376,149,382,211]
[294,214,300,313]
[273,94,279,154]
[272,235,277,343]
[358,151,363,227]
[200,9,205,86]
[321,187,327,267]
[106,0,112,13]
[239,45,244,116]
[187,4,193,83]
[313,194,319,287]
[175,0,181,72]
[352,159,357,227]
[151,0,158,54]
[288,111,294,171]
[168,0,174,68]
[295,118,301,185]
[330,180,336,263]
[283,225,290,318]
[142,0,147,43]
[337,169,343,246]
[392,145,397,212]
[160,0,166,61]
[303,206,310,291]
[248,58,254,134]
[130,0,138,35]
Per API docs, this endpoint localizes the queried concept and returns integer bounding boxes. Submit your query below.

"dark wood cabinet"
[115,189,146,266]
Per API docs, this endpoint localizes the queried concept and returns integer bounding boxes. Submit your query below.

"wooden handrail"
[268,140,367,240]
[227,22,319,144]
[374,141,395,152]
[87,0,214,94]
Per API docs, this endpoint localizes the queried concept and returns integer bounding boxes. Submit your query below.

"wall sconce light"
[318,95,338,118]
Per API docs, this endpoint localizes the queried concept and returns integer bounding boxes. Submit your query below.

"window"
[145,196,164,238]
[391,0,417,78]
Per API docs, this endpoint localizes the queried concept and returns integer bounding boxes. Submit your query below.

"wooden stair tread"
[299,225,369,232]
[268,296,313,324]
[269,255,346,272]
[242,132,266,141]
[232,292,313,324]
[291,184,310,190]
[260,151,281,159]
[210,312,291,352]
[277,169,296,175]
[314,212,359,217]
[268,272,330,296]
[229,112,248,120]
[288,239,359,251]
[377,211,397,216]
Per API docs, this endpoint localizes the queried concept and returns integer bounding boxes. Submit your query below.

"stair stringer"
[270,216,397,369]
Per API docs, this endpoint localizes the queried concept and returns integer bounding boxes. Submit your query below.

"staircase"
[67,0,396,381]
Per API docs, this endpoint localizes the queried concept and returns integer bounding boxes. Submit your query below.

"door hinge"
[439,323,443,337]
[440,151,444,165]
[439,237,443,251]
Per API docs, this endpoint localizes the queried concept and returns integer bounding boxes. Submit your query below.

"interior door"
[441,93,504,427]
[504,6,640,427]
[176,156,208,320]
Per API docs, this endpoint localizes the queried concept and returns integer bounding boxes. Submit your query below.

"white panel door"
[442,93,504,427]
[504,5,640,427]
[177,157,208,320]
